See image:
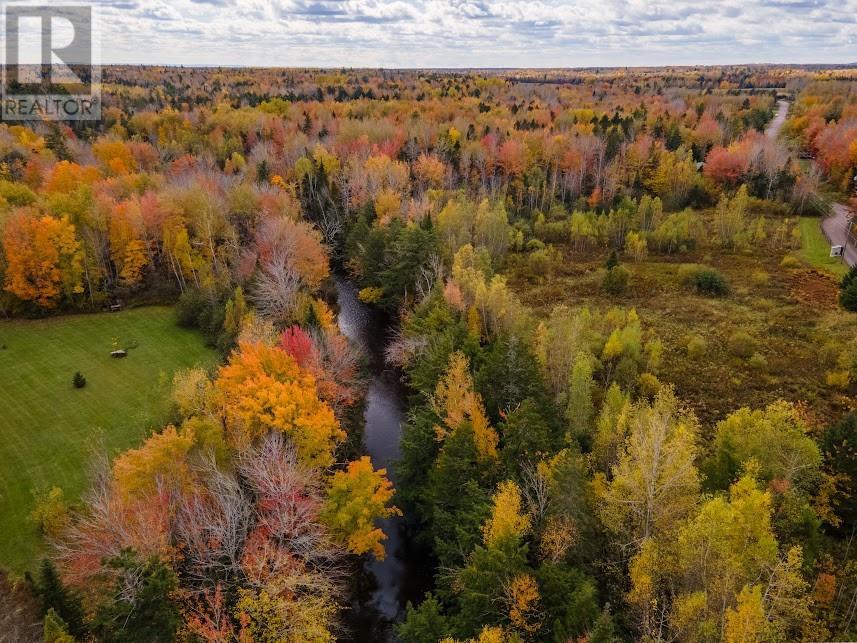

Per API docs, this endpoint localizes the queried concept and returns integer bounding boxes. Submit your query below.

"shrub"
[841,266,857,312]
[779,255,801,270]
[691,269,730,296]
[30,486,70,538]
[842,281,857,312]
[728,331,757,359]
[677,263,706,283]
[527,247,556,278]
[637,372,661,398]
[819,341,845,368]
[748,352,768,371]
[602,266,630,295]
[841,265,857,290]
[686,335,708,359]
[679,264,729,296]
[175,289,207,328]
[605,250,619,270]
[751,271,770,287]
[72,372,86,389]
[826,370,852,389]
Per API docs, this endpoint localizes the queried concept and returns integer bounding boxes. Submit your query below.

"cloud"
[94,0,857,66]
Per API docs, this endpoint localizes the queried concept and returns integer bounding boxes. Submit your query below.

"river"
[334,277,421,641]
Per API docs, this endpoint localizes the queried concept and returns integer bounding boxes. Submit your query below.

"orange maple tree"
[2,209,84,308]
[214,341,343,467]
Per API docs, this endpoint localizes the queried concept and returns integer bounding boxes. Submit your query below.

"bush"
[637,372,661,398]
[527,246,559,279]
[605,250,620,270]
[677,263,704,282]
[841,266,857,312]
[751,271,770,287]
[779,255,801,270]
[842,265,857,290]
[30,486,70,538]
[358,287,384,304]
[691,269,730,296]
[686,335,708,359]
[748,352,768,371]
[826,370,852,389]
[679,264,729,296]
[175,288,228,347]
[175,289,207,328]
[602,266,630,295]
[72,372,86,389]
[728,331,757,359]
[841,282,857,312]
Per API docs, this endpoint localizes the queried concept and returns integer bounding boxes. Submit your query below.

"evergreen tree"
[35,560,87,640]
[840,266,857,311]
[92,551,180,643]
[72,372,86,389]
[397,594,451,643]
[589,604,618,643]
[43,608,75,643]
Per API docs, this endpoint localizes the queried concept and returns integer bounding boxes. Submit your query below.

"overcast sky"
[73,0,857,67]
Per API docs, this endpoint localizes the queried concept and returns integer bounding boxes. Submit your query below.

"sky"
[30,0,857,67]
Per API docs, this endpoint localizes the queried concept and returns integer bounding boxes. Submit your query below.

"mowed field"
[0,306,217,573]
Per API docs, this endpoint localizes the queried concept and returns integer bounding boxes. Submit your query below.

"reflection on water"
[334,277,415,640]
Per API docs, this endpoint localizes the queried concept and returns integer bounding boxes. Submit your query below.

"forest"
[0,64,856,643]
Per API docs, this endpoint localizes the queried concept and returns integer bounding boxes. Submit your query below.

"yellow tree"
[724,585,768,643]
[112,425,196,500]
[432,351,498,460]
[504,573,542,635]
[482,480,531,548]
[215,341,343,468]
[320,456,399,559]
[108,200,149,286]
[599,387,700,549]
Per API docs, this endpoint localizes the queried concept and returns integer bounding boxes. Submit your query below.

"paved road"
[766,99,856,269]
[766,99,790,139]
[821,203,857,268]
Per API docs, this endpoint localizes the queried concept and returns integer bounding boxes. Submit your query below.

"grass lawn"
[798,216,849,278]
[0,306,217,574]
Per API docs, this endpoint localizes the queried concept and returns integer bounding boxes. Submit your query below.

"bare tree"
[793,161,823,214]
[237,435,345,591]
[252,249,301,323]
[174,456,252,589]
[384,326,428,367]
[520,460,551,525]
[757,139,790,199]
[54,455,167,581]
[414,253,444,302]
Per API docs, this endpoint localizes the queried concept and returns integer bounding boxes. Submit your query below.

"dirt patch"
[787,269,840,310]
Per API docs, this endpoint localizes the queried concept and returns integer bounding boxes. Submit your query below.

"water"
[334,277,415,640]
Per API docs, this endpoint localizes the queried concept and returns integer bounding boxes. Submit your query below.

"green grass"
[0,306,217,573]
[798,216,849,278]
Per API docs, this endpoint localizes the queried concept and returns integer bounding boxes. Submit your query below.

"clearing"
[508,237,856,428]
[0,306,217,573]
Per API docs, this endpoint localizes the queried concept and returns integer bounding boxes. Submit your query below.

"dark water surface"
[334,277,425,641]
